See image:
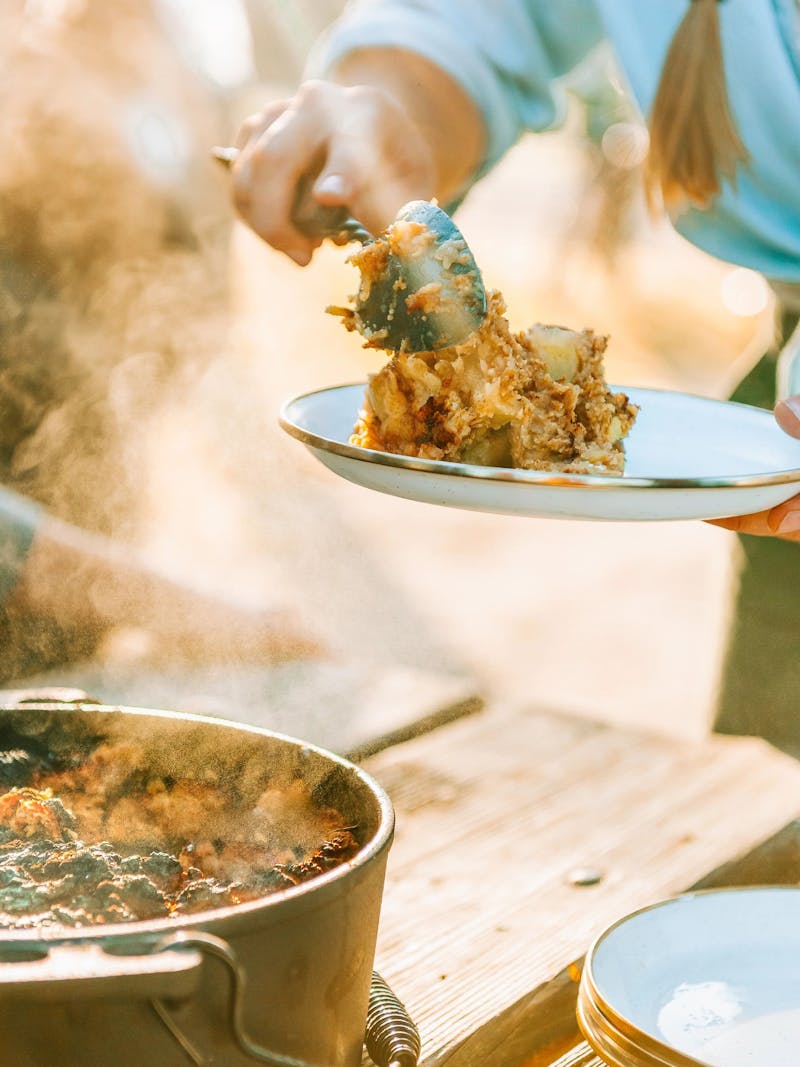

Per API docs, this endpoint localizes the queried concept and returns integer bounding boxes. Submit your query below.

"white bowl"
[578,887,800,1066]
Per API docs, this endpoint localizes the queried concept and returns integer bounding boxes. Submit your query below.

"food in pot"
[0,739,359,928]
[335,217,638,474]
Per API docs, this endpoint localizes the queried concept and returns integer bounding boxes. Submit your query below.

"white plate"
[279,384,800,522]
[580,887,800,1067]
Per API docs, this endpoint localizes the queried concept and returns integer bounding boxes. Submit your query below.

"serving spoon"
[212,146,487,353]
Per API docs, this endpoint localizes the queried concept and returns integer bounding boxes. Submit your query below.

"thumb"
[312,136,368,205]
[313,170,352,204]
[775,397,800,438]
[312,132,432,234]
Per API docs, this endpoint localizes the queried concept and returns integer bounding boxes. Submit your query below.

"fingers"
[774,397,800,438]
[229,81,436,261]
[708,492,800,541]
[311,131,404,236]
[232,100,325,264]
[233,100,288,151]
[708,398,800,540]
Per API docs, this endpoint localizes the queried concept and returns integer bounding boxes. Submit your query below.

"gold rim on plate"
[280,383,800,493]
[578,962,706,1067]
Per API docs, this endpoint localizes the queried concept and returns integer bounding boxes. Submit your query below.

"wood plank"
[541,1047,602,1067]
[362,705,800,1067]
[487,822,800,1067]
[533,1045,601,1067]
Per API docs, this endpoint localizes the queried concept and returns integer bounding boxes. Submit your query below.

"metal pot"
[0,700,395,1067]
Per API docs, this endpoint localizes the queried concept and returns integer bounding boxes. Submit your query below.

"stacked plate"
[577,887,800,1066]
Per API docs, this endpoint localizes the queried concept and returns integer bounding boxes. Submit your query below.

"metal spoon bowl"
[212,147,486,353]
[352,199,487,353]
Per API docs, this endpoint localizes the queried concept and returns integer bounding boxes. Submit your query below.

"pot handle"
[150,933,420,1067]
[0,937,203,1002]
[151,931,324,1067]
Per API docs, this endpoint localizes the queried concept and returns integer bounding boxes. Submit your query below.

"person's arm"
[4,511,320,664]
[231,50,485,264]
[710,397,800,541]
[0,489,41,604]
[231,0,604,263]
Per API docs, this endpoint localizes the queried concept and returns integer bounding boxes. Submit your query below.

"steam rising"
[8,704,380,845]
[0,1,243,676]
[0,0,465,694]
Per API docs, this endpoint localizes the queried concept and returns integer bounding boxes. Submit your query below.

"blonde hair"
[644,0,749,213]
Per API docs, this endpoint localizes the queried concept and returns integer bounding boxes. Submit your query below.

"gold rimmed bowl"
[578,887,800,1067]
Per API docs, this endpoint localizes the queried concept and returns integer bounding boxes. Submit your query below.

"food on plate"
[334,216,638,474]
[0,740,359,928]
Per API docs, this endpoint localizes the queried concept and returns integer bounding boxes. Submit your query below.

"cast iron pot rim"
[0,701,395,944]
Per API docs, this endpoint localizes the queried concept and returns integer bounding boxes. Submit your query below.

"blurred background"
[0,0,777,746]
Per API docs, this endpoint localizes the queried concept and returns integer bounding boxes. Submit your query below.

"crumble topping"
[348,289,638,474]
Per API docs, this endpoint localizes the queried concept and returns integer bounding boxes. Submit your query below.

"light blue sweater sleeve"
[0,488,41,602]
[307,0,800,285]
[307,0,604,176]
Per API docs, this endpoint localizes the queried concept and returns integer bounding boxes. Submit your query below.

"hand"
[709,397,800,540]
[229,50,486,266]
[97,603,325,669]
[230,80,436,265]
[9,516,325,666]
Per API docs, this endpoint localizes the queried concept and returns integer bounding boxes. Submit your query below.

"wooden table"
[7,677,800,1066]
[361,703,800,1067]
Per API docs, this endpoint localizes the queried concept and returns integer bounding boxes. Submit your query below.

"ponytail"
[644,0,749,213]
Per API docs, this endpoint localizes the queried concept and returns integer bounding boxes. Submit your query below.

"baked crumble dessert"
[343,284,638,475]
[332,211,638,474]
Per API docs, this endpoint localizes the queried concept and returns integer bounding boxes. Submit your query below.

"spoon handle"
[211,146,371,245]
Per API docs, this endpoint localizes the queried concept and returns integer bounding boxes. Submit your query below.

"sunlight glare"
[720,268,770,318]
